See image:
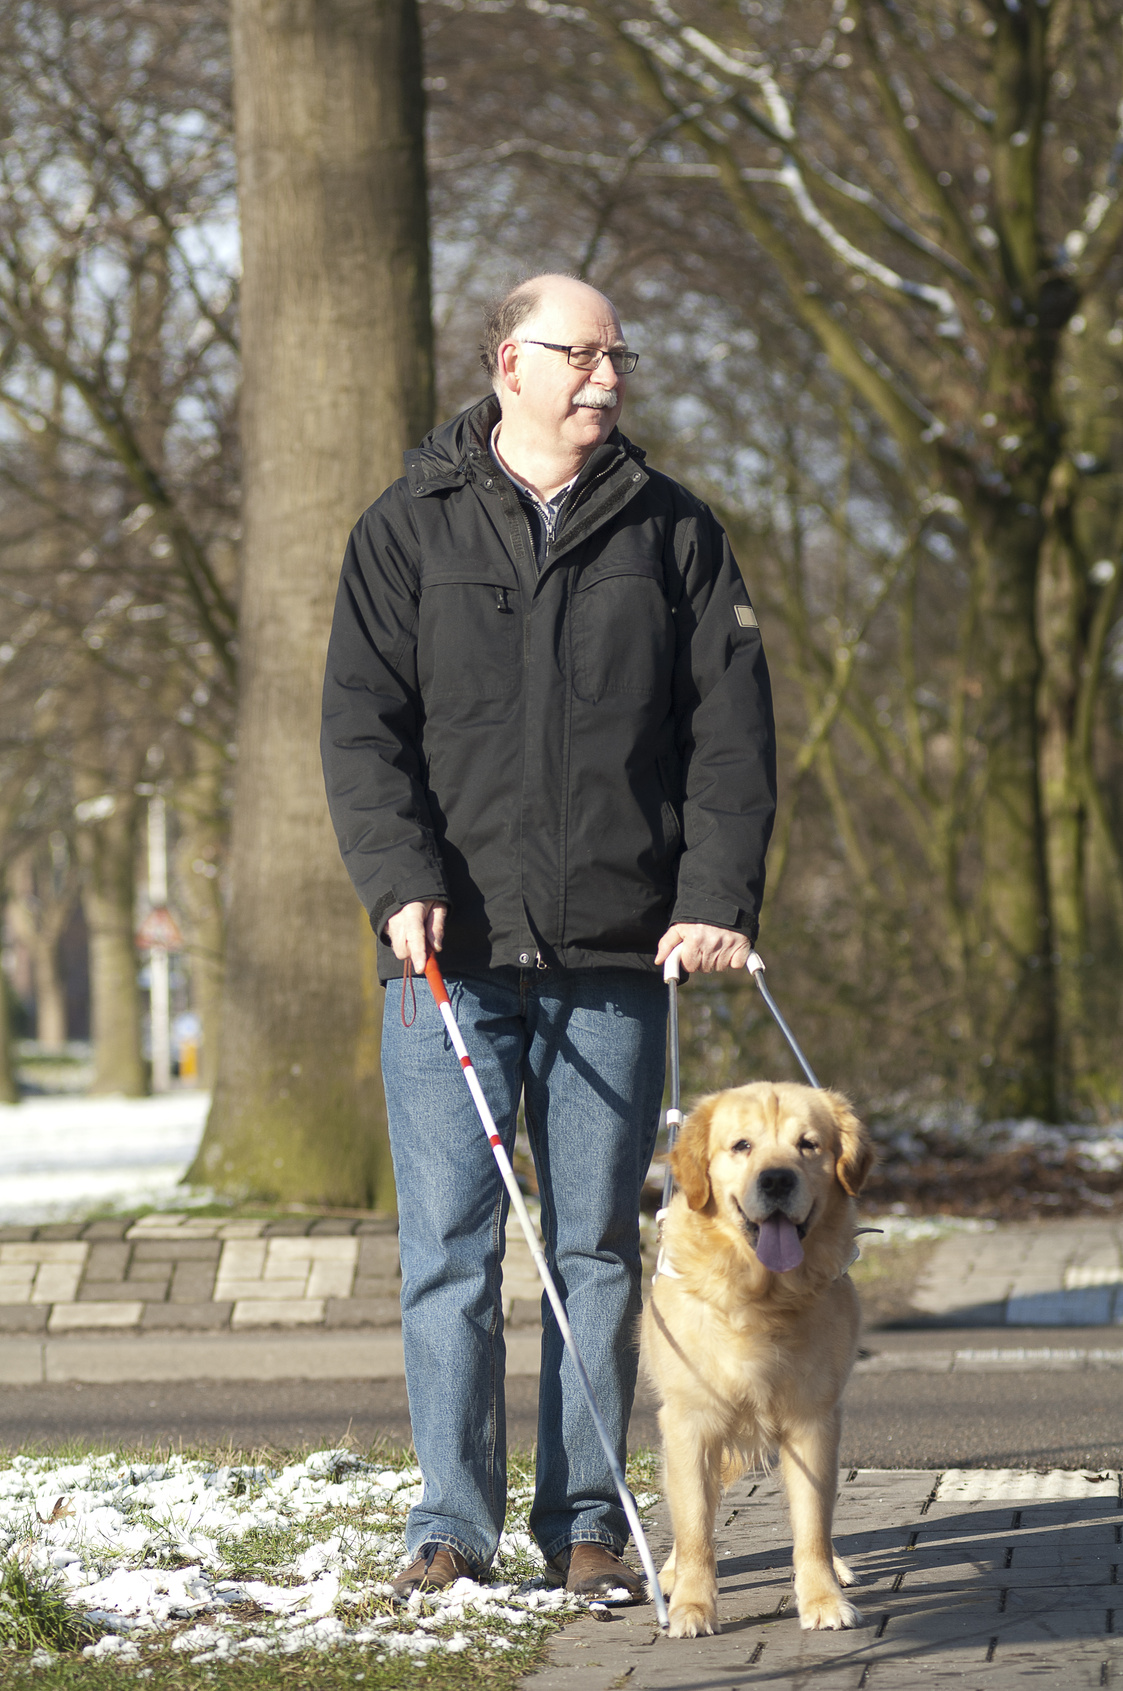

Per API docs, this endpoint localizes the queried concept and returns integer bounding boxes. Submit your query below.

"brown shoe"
[548,1542,646,1602]
[391,1543,473,1600]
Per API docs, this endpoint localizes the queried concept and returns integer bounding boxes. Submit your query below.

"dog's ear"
[823,1090,875,1196]
[670,1097,717,1211]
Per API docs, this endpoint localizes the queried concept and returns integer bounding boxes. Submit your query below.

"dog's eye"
[798,1136,818,1153]
[731,1139,752,1154]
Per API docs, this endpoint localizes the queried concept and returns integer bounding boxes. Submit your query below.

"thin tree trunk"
[174,738,227,1091]
[7,848,77,1049]
[970,519,1057,1120]
[77,796,146,1097]
[0,871,18,1104]
[190,0,433,1206]
[32,931,68,1048]
[1036,459,1093,1112]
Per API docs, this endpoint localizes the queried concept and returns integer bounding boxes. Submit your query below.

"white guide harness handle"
[663,943,685,984]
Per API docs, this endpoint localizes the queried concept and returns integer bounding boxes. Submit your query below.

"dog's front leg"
[660,1406,723,1638]
[780,1410,862,1631]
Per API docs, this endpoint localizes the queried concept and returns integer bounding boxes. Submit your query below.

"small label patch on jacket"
[735,604,758,629]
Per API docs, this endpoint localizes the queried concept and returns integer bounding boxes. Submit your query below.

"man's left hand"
[655,923,752,974]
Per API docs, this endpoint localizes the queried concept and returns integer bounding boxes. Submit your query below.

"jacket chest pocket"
[570,561,674,703]
[417,578,520,700]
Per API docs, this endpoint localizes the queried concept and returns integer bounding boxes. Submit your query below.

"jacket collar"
[403,396,648,511]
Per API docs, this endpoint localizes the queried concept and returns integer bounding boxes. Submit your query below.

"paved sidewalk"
[1,1214,1121,1382]
[0,1212,405,1334]
[912,1219,1123,1325]
[523,1468,1123,1689]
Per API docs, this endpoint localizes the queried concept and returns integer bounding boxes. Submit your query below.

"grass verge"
[0,1441,662,1690]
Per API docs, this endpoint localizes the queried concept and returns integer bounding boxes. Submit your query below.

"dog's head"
[669,1082,873,1262]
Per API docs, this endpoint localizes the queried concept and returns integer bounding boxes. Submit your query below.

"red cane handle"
[424,952,450,1008]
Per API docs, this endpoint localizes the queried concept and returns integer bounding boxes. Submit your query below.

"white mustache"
[571,384,619,409]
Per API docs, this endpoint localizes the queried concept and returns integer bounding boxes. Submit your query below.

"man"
[321,274,775,1600]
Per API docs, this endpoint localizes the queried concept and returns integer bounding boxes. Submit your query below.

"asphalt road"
[2,1334,1120,1468]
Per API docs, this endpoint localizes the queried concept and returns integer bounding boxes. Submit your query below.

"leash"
[655,946,879,1281]
[654,946,685,1282]
[419,953,670,1630]
[745,951,820,1087]
[659,944,817,1202]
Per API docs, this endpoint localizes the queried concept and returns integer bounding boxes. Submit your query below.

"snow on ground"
[0,1094,209,1225]
[855,1213,996,1246]
[0,1449,639,1666]
[874,1109,1123,1172]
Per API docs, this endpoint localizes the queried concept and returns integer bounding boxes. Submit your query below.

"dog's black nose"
[757,1167,797,1205]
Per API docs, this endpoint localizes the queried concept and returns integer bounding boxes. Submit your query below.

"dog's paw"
[832,1554,858,1587]
[797,1591,863,1631]
[668,1601,721,1639]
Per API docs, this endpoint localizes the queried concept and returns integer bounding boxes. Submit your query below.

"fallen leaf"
[37,1497,76,1524]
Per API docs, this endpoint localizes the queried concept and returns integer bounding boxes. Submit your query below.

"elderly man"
[321,274,775,1600]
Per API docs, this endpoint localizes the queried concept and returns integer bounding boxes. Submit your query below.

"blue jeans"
[381,966,666,1573]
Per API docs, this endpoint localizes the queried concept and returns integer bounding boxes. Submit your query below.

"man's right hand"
[385,900,447,973]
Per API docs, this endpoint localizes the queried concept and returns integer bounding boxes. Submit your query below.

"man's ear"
[823,1090,875,1196]
[496,339,521,393]
[670,1097,718,1211]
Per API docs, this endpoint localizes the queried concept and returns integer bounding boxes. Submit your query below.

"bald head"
[480,274,621,387]
[482,272,630,495]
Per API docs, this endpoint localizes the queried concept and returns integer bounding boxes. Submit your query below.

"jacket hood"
[403,395,646,498]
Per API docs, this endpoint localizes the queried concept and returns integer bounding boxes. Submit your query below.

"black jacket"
[321,397,776,982]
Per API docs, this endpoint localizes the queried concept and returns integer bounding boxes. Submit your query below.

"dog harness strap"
[652,1207,683,1283]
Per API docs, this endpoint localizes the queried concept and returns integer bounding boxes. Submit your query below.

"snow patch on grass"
[0,1448,659,1668]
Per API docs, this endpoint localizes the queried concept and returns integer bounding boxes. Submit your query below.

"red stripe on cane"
[460,1055,472,1070]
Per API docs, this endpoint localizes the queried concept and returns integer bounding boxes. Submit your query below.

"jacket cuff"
[670,899,758,943]
[369,889,450,942]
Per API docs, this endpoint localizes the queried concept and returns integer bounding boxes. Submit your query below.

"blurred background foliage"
[0,0,1120,1154]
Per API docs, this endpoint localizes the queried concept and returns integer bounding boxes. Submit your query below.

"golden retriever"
[640,1081,874,1639]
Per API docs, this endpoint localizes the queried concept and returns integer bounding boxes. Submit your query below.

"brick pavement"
[0,1209,571,1335]
[523,1468,1123,1689]
[6,1213,1122,1336]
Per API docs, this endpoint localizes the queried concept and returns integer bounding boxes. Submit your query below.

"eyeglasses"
[519,339,639,375]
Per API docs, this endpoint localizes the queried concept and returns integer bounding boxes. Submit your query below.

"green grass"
[0,1638,548,1687]
[0,1560,97,1655]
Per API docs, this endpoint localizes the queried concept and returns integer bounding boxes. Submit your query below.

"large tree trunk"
[189,0,433,1206]
[77,796,147,1097]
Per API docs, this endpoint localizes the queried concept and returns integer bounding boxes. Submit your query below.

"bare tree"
[420,0,1123,1120]
[0,0,239,1090]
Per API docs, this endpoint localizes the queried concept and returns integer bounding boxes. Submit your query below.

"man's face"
[499,286,628,456]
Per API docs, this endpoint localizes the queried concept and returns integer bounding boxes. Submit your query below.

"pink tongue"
[755,1215,804,1273]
